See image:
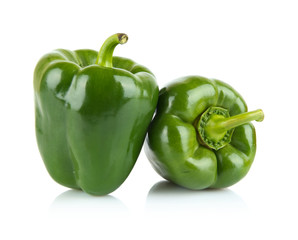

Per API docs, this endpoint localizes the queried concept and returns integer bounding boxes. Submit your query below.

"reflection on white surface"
[49,189,128,218]
[146,181,248,216]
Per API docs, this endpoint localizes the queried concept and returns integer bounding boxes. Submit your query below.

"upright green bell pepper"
[34,33,158,195]
[145,76,264,189]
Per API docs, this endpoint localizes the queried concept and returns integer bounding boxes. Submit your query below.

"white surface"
[1,0,297,239]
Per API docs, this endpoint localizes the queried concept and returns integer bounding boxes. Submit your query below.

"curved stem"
[216,109,264,131]
[96,33,128,67]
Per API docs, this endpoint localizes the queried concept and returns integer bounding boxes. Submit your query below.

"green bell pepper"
[145,76,264,189]
[34,33,158,195]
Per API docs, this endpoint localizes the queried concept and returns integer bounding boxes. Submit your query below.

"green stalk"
[198,107,264,150]
[96,33,128,67]
[215,109,264,132]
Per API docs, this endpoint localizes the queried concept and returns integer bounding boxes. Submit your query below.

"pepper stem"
[197,107,264,150]
[96,33,128,67]
[214,109,264,132]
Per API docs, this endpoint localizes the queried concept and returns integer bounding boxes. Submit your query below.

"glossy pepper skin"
[34,34,158,195]
[145,76,264,189]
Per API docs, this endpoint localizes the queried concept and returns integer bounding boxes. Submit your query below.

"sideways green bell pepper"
[145,76,264,189]
[34,33,158,195]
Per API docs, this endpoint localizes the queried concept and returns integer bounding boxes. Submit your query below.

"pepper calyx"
[197,107,233,150]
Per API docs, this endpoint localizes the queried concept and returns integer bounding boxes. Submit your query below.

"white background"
[1,0,297,239]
